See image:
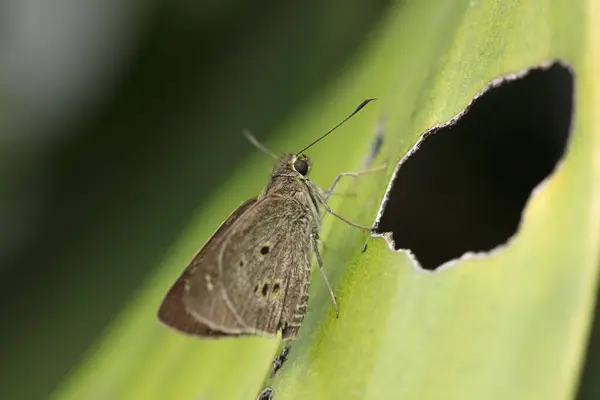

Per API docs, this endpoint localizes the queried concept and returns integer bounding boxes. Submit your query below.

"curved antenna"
[242,129,278,160]
[296,98,377,155]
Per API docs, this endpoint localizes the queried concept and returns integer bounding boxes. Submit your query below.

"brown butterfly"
[158,99,383,340]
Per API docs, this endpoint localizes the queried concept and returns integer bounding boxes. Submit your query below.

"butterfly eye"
[293,159,309,176]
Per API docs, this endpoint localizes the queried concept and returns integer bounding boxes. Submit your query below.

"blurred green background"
[1,0,599,399]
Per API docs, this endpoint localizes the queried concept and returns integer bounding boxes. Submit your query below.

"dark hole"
[239,260,244,267]
[273,283,281,293]
[262,283,269,296]
[254,284,259,294]
[260,246,270,255]
[375,62,573,270]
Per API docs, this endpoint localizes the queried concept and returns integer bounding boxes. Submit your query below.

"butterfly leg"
[311,234,339,318]
[256,386,274,400]
[271,344,291,377]
[324,164,387,201]
[315,236,331,252]
[325,191,358,199]
[317,164,387,230]
[319,200,377,231]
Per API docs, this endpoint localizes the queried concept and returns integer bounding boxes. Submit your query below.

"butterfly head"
[271,153,312,179]
[291,154,311,177]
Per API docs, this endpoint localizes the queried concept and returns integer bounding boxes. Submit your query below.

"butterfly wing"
[184,194,314,338]
[158,197,258,337]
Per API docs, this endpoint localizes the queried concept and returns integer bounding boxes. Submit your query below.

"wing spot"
[205,274,214,291]
[273,283,281,293]
[262,283,269,296]
[260,246,270,255]
[254,284,259,294]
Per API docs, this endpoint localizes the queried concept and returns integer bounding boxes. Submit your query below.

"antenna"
[296,98,377,155]
[242,129,278,160]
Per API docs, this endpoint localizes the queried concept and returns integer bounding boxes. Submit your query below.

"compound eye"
[293,159,309,176]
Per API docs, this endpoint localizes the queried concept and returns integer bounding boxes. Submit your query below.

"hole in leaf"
[262,283,269,296]
[260,246,270,255]
[273,283,281,293]
[375,62,574,270]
